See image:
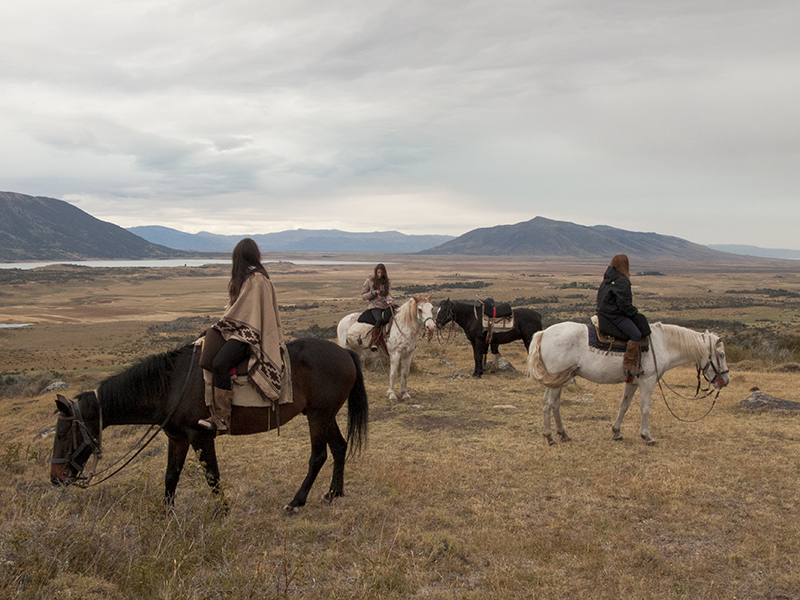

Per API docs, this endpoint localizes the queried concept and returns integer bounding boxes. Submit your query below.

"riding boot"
[369,327,381,351]
[623,340,644,377]
[198,387,233,434]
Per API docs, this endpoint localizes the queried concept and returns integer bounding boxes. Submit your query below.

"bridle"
[50,393,103,488]
[653,332,728,423]
[51,343,199,488]
[699,333,729,392]
[434,302,458,343]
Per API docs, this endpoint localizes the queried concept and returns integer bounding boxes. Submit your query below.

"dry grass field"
[1,254,799,599]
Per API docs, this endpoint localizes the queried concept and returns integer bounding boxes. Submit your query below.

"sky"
[1,1,798,249]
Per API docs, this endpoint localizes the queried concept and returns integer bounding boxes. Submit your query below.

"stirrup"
[198,416,228,432]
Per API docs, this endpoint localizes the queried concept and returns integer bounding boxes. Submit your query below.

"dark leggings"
[615,317,642,342]
[370,307,392,327]
[212,339,249,390]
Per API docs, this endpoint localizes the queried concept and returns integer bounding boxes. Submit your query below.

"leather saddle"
[588,316,649,353]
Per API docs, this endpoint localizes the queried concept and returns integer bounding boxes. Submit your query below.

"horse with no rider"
[435,298,543,377]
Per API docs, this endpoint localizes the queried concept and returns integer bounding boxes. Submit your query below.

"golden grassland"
[1,255,799,599]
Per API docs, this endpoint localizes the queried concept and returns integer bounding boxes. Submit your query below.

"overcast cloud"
[1,1,798,248]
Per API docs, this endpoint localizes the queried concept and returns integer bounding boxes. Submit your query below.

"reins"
[60,343,199,488]
[651,333,723,423]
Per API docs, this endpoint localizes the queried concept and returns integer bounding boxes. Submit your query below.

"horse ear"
[55,394,70,415]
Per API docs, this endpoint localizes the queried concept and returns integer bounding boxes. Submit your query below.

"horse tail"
[526,330,578,388]
[345,349,369,458]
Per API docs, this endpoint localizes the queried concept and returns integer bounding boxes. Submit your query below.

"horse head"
[435,298,455,329]
[415,294,436,339]
[702,331,730,389]
[50,393,103,487]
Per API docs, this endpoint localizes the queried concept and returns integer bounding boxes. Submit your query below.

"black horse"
[435,298,543,378]
[50,337,368,511]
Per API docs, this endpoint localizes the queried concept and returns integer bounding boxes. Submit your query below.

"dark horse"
[435,298,543,378]
[50,337,368,511]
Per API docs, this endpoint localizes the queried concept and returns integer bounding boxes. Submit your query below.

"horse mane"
[653,322,708,365]
[395,294,428,329]
[97,346,185,415]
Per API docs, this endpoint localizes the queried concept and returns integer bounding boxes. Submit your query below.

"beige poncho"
[214,272,284,401]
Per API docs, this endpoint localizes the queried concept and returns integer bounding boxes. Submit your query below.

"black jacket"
[596,266,638,320]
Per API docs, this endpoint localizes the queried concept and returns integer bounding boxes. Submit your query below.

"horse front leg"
[611,382,638,441]
[387,352,401,401]
[399,352,413,401]
[489,341,501,373]
[638,381,656,445]
[165,435,191,506]
[286,418,329,512]
[472,342,485,378]
[191,433,228,514]
[323,421,347,503]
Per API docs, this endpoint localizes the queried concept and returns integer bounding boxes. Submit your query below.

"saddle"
[199,328,293,408]
[346,320,389,352]
[588,316,649,353]
[478,300,514,332]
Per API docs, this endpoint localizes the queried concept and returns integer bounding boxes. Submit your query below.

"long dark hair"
[229,238,269,302]
[373,263,390,294]
[610,254,630,279]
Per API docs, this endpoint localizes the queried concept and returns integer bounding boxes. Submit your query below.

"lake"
[0,259,381,270]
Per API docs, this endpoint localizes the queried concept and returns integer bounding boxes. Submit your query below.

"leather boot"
[369,327,381,351]
[198,387,233,434]
[623,340,644,377]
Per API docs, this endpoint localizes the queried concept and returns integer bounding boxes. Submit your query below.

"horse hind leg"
[285,417,329,513]
[542,387,569,446]
[323,421,347,503]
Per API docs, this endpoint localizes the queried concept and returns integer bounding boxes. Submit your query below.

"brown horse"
[50,337,368,511]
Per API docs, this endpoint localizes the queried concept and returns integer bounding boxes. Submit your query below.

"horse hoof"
[283,504,301,514]
[641,434,656,445]
[558,432,572,442]
[323,489,343,503]
[544,434,556,446]
[612,427,623,441]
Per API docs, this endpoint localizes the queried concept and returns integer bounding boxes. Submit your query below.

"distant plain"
[1,254,799,599]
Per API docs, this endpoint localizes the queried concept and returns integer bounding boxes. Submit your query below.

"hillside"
[128,225,454,253]
[0,192,187,261]
[421,216,734,260]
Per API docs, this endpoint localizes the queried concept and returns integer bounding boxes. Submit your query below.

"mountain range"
[1,191,797,262]
[126,225,454,254]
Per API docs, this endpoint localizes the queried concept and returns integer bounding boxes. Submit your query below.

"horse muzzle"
[50,463,74,486]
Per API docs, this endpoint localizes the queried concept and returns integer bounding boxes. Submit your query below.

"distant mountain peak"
[419,215,729,260]
[0,191,186,261]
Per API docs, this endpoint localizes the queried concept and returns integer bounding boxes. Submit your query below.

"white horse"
[526,321,729,445]
[338,294,436,402]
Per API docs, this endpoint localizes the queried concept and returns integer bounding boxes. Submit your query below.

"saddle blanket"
[482,315,514,332]
[346,321,389,351]
[586,323,649,354]
[202,366,293,408]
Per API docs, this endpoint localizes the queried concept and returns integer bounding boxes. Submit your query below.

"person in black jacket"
[596,254,651,377]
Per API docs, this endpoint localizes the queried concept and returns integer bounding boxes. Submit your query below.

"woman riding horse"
[596,254,651,378]
[199,237,284,433]
[358,263,393,351]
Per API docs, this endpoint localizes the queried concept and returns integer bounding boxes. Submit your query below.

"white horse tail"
[526,330,578,388]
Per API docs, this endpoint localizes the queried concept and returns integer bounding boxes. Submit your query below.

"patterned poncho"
[214,272,284,401]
